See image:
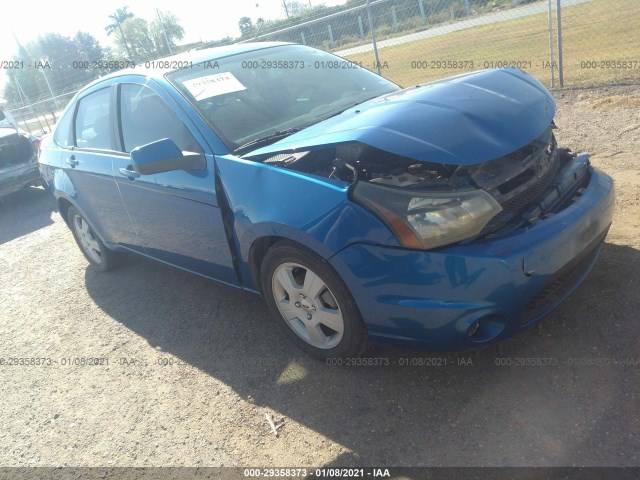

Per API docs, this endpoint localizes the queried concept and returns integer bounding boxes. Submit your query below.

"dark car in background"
[38,43,614,358]
[0,107,41,199]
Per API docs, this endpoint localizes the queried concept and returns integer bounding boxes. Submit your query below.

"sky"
[0,0,347,93]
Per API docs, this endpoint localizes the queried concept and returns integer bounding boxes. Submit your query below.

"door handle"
[65,155,78,167]
[119,167,140,180]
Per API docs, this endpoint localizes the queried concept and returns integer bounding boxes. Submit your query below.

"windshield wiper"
[235,128,300,155]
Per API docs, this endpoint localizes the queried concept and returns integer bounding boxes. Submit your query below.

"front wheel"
[260,241,368,359]
[67,206,120,272]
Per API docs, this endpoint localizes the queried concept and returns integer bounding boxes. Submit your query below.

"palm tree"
[152,10,185,55]
[105,7,134,59]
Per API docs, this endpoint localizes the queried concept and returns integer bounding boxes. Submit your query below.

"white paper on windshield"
[183,72,246,100]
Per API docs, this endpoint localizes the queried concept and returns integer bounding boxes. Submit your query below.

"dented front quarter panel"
[213,154,399,290]
[245,68,555,166]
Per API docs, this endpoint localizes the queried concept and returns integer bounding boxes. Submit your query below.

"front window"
[167,45,398,152]
[118,84,202,153]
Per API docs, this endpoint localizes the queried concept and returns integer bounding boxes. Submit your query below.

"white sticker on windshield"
[183,72,246,100]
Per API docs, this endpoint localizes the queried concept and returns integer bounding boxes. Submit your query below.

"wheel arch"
[256,234,369,358]
[249,235,281,294]
[56,195,107,246]
[57,196,74,228]
[248,234,336,295]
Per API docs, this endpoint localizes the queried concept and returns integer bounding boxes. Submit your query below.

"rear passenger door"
[64,85,139,248]
[113,82,238,285]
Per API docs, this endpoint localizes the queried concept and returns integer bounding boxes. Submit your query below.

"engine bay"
[262,142,463,190]
[258,125,590,238]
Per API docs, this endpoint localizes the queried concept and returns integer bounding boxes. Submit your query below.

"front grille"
[469,125,576,237]
[501,151,559,214]
[482,147,559,233]
[521,227,609,325]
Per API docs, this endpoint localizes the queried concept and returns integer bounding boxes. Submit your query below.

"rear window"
[0,130,33,167]
[74,88,112,150]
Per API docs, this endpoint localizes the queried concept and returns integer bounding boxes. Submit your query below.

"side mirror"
[0,109,5,121]
[130,138,205,175]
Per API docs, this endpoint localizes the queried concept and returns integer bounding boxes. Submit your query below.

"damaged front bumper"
[329,156,615,350]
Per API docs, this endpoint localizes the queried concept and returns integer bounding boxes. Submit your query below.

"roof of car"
[86,41,293,87]
[148,41,293,70]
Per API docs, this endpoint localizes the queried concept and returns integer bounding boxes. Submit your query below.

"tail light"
[32,139,41,162]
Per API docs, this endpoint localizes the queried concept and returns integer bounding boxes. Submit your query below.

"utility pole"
[556,0,564,87]
[156,8,173,55]
[283,0,289,18]
[366,0,381,75]
[547,0,555,88]
[39,59,59,110]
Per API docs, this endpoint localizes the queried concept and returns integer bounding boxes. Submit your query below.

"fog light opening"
[467,321,480,337]
[468,315,507,343]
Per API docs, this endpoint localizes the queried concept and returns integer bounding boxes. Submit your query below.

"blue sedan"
[39,43,614,358]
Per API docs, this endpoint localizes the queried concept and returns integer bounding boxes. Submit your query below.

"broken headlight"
[352,182,502,250]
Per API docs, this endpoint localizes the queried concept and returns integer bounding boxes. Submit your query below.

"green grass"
[345,0,640,88]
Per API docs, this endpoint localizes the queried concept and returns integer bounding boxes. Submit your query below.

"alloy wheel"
[271,262,345,349]
[72,214,102,264]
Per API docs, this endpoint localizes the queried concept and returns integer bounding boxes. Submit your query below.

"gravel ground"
[0,85,639,468]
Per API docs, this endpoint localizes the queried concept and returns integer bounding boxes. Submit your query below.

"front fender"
[214,154,398,290]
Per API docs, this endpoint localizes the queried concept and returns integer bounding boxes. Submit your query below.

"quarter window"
[53,107,73,148]
[74,88,112,150]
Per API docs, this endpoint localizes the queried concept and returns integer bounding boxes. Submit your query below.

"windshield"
[167,44,399,152]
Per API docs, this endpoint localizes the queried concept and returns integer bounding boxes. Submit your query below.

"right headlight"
[352,181,502,250]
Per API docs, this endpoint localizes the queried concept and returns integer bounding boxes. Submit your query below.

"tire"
[67,206,120,272]
[260,241,368,359]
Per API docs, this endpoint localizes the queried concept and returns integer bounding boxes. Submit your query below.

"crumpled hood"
[244,68,555,166]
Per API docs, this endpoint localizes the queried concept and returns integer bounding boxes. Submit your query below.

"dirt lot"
[0,85,639,468]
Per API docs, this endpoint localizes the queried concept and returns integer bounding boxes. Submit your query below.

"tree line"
[3,7,184,106]
[3,0,528,107]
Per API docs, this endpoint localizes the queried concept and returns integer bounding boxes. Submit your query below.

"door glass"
[119,84,202,153]
[74,88,112,150]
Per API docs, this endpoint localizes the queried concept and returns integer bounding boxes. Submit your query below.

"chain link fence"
[557,0,640,86]
[248,0,640,89]
[5,0,639,134]
[6,89,78,136]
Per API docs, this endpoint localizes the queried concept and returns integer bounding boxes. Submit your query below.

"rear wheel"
[261,241,368,359]
[67,206,120,272]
